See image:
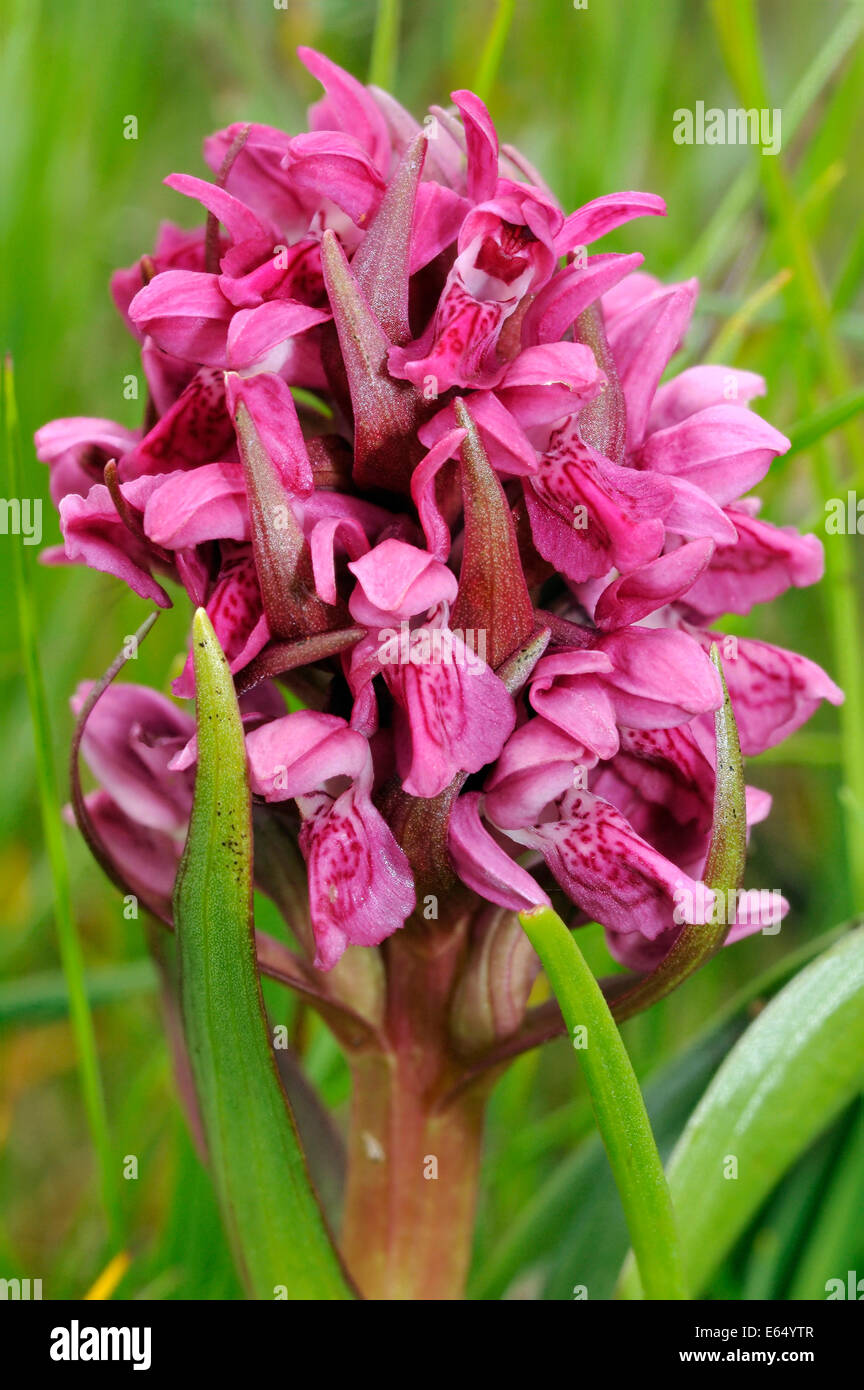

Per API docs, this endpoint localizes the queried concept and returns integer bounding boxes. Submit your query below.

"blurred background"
[1,0,862,1299]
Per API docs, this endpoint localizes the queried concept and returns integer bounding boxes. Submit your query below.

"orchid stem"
[519,905,687,1300]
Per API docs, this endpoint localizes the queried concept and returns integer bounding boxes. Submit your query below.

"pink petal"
[119,368,233,479]
[281,130,386,225]
[485,717,591,828]
[203,122,304,230]
[521,252,645,347]
[225,371,314,494]
[129,270,232,366]
[35,417,140,505]
[648,364,766,433]
[662,475,739,545]
[682,623,844,756]
[448,793,550,911]
[143,462,248,549]
[526,424,672,582]
[496,342,603,425]
[82,790,183,916]
[246,710,370,797]
[529,665,620,761]
[309,516,370,605]
[681,510,825,618]
[388,277,511,392]
[219,236,324,310]
[300,783,415,969]
[554,191,666,256]
[59,484,170,606]
[520,789,712,939]
[635,404,790,505]
[410,427,467,557]
[348,538,457,623]
[451,90,499,202]
[421,396,536,477]
[225,299,330,373]
[389,634,516,798]
[596,626,722,727]
[164,172,278,248]
[605,278,698,447]
[299,47,392,173]
[410,181,472,272]
[73,681,194,832]
[594,539,715,630]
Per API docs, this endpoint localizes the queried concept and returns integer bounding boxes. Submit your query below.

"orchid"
[37,47,843,1302]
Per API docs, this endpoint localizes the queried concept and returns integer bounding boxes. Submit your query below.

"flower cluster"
[40,49,841,979]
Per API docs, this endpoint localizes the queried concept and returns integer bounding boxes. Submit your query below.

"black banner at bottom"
[2,1296,860,1375]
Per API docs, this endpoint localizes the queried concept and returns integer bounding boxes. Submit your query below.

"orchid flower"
[43,48,843,1302]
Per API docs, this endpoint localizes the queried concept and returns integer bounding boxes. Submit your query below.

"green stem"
[340,931,488,1300]
[473,0,516,103]
[519,904,687,1300]
[368,0,401,91]
[342,1052,488,1300]
[3,357,124,1247]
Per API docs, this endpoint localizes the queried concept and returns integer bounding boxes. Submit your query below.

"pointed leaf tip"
[351,131,427,347]
[608,642,747,1022]
[232,396,335,640]
[320,229,426,493]
[574,302,627,464]
[452,399,534,669]
[704,642,746,902]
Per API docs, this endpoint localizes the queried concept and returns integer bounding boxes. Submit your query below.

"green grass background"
[1,0,863,1299]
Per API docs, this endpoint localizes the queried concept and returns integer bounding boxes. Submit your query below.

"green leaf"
[519,905,687,1300]
[785,1101,864,1299]
[784,385,864,458]
[173,607,354,1301]
[470,1019,743,1300]
[0,960,156,1026]
[618,926,864,1297]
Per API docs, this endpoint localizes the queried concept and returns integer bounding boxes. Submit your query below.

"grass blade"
[174,607,354,1300]
[2,355,124,1247]
[472,0,516,103]
[519,904,687,1299]
[368,0,402,91]
[677,3,864,280]
[618,926,864,1297]
[785,384,864,459]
